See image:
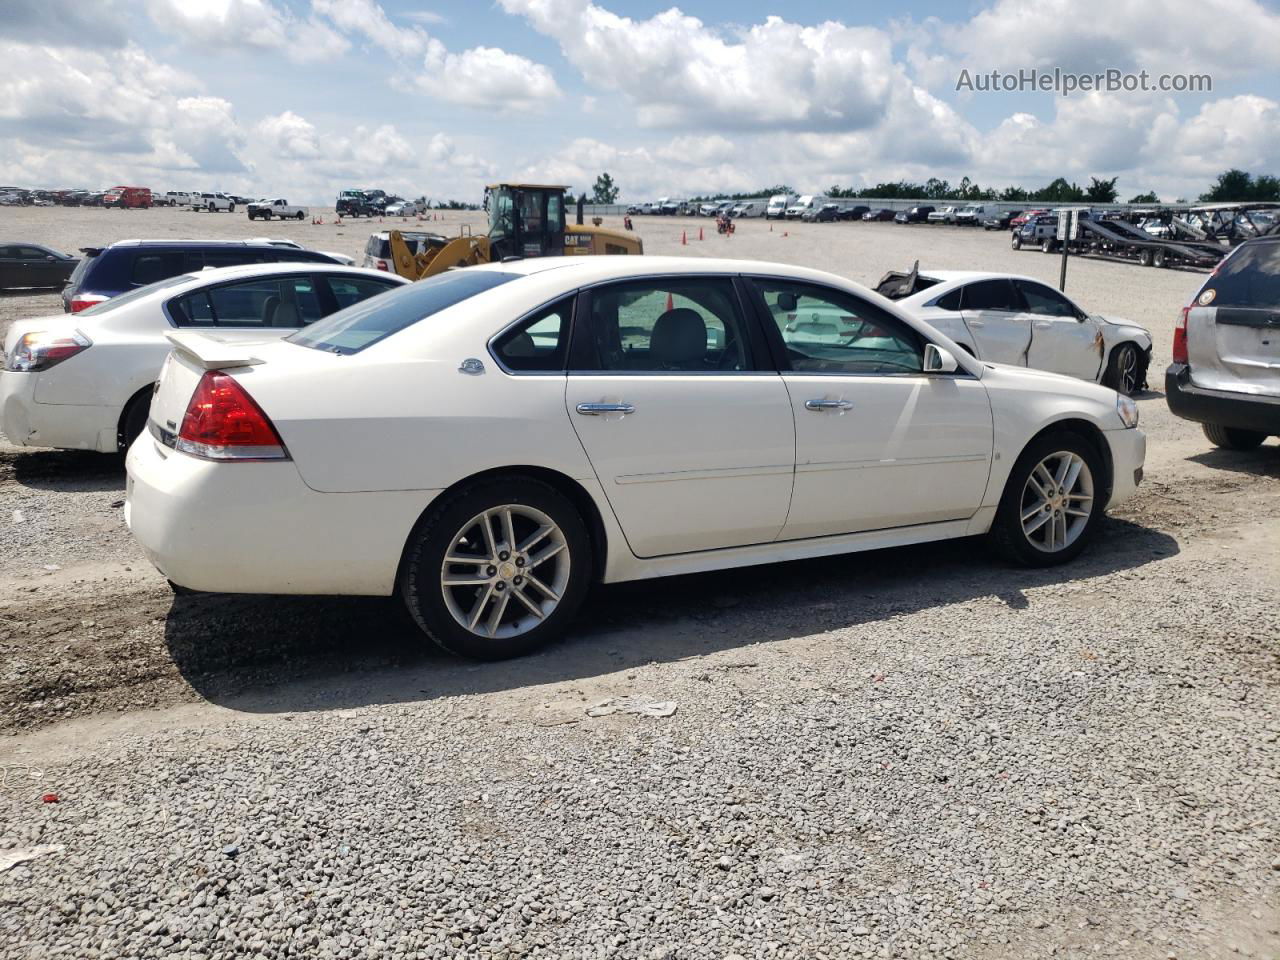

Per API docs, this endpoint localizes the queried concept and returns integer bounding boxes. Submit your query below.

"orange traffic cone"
[665,292,674,311]
[698,227,704,241]
[681,230,687,245]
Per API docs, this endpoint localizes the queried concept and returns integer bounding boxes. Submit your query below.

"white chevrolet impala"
[126,257,1145,659]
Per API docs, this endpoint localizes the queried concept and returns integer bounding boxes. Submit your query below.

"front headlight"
[4,330,92,372]
[1115,392,1139,429]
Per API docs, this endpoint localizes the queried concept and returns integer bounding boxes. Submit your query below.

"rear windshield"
[77,274,193,316]
[1200,242,1280,308]
[288,269,517,354]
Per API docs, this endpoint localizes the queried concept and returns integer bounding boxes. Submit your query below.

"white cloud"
[404,9,446,26]
[310,0,428,57]
[145,0,349,62]
[419,39,562,110]
[904,0,1280,91]
[499,1,903,131]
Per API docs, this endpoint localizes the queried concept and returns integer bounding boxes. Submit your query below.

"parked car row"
[4,228,1275,663]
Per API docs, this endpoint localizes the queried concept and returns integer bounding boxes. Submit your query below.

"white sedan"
[878,270,1153,395]
[384,201,419,217]
[126,256,1145,660]
[1,263,407,453]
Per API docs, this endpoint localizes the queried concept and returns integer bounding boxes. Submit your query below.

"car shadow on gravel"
[1187,444,1280,479]
[5,448,125,492]
[163,515,1179,718]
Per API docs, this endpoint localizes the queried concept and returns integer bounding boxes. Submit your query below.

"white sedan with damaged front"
[876,268,1153,395]
[126,256,1145,660]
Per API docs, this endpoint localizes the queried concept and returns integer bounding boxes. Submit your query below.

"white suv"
[1167,235,1280,449]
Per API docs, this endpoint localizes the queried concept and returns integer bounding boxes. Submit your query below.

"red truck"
[103,186,152,209]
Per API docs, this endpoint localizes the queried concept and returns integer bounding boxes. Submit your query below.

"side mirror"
[924,343,959,373]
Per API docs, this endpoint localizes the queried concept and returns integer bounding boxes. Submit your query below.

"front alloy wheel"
[989,431,1104,566]
[1018,451,1094,554]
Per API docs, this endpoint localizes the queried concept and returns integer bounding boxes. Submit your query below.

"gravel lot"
[1,206,1277,959]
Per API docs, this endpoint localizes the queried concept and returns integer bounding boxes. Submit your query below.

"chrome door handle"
[1033,321,1053,328]
[804,399,853,412]
[576,402,635,416]
[967,319,985,327]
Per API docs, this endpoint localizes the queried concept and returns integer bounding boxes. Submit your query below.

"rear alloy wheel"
[1202,423,1267,450]
[1102,343,1144,396]
[1153,248,1167,268]
[1139,248,1154,267]
[118,391,152,452]
[296,211,305,220]
[1041,238,1054,253]
[400,477,591,660]
[989,432,1103,566]
[1011,234,1022,250]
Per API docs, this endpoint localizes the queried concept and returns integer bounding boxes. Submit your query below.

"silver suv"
[1166,235,1280,449]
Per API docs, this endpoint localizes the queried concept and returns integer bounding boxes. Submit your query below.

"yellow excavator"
[388,183,643,280]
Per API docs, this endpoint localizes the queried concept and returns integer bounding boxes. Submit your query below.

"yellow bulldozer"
[388,183,642,280]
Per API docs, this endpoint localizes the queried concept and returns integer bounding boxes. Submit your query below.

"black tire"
[1041,238,1054,253]
[1139,248,1154,267]
[1202,423,1267,450]
[987,430,1105,567]
[1011,234,1022,250]
[118,390,152,451]
[228,203,235,213]
[399,475,592,660]
[1101,342,1145,396]
[296,211,305,220]
[1153,248,1167,268]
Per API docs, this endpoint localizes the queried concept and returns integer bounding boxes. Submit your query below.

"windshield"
[288,269,518,354]
[488,189,515,240]
[78,274,193,316]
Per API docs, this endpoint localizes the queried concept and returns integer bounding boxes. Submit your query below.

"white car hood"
[981,359,1119,402]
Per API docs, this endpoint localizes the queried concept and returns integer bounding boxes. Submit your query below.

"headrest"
[650,308,706,368]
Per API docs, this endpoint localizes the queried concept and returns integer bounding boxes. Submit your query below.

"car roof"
[126,263,409,296]
[463,255,882,290]
[104,239,289,249]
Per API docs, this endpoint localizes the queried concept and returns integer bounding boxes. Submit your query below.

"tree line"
[589,169,1280,206]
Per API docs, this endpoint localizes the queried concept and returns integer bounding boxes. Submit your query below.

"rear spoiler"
[165,331,265,370]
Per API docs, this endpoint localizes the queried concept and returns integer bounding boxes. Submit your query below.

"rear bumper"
[1165,364,1280,435]
[125,433,438,596]
[1102,427,1146,509]
[0,372,119,452]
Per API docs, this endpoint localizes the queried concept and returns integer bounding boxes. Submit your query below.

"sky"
[2,0,1279,205]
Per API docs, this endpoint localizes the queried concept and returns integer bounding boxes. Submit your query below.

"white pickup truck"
[195,192,236,212]
[247,198,308,221]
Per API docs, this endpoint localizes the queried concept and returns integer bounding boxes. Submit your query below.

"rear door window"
[168,275,323,327]
[961,279,1021,311]
[580,277,751,372]
[131,252,187,286]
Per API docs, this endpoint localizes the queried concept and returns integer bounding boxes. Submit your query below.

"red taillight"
[1172,306,1189,365]
[375,259,388,271]
[70,294,108,313]
[176,371,288,460]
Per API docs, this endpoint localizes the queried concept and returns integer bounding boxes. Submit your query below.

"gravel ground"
[0,207,1277,959]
